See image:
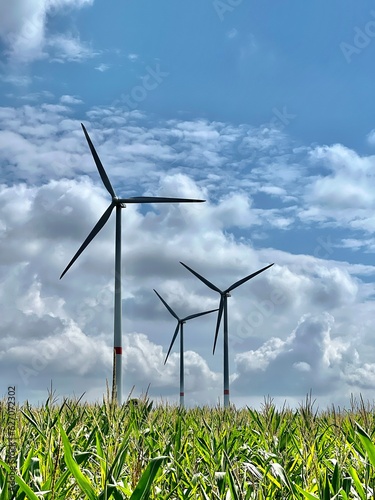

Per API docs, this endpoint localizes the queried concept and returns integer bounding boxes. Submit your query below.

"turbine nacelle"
[112,196,126,208]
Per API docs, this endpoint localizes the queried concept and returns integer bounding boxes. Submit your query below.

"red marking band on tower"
[180,392,184,396]
[115,347,122,355]
[224,389,229,395]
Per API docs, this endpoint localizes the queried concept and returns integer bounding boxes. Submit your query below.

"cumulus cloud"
[124,334,220,396]
[0,0,95,68]
[233,313,353,396]
[302,144,375,230]
[345,363,375,390]
[1,101,375,407]
[60,95,83,105]
[0,172,260,404]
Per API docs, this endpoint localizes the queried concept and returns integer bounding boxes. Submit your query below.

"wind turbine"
[154,289,218,407]
[180,262,274,407]
[60,123,205,405]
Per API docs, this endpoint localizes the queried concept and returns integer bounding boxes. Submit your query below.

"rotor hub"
[113,197,126,208]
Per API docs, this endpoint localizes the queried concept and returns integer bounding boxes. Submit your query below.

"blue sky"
[1,1,375,408]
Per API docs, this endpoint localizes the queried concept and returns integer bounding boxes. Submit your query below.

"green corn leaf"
[0,458,39,500]
[173,415,182,458]
[20,409,46,440]
[129,456,167,500]
[95,430,105,461]
[106,425,133,481]
[0,474,9,500]
[59,422,97,500]
[198,485,211,500]
[348,466,366,500]
[355,421,375,468]
[338,489,349,500]
[342,477,351,496]
[53,469,71,495]
[95,431,107,490]
[294,483,319,500]
[20,446,34,478]
[227,467,239,500]
[331,461,340,494]
[322,470,330,500]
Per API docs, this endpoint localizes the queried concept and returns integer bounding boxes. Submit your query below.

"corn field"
[1,394,375,499]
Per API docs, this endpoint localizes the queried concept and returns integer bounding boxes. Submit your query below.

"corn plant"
[1,395,375,498]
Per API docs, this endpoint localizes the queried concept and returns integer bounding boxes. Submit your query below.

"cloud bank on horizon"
[1,0,375,408]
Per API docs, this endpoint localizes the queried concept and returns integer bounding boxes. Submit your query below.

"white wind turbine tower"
[60,124,205,404]
[154,289,218,407]
[180,262,274,407]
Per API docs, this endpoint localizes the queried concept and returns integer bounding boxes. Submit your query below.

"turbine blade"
[164,323,180,364]
[213,296,225,354]
[153,289,179,321]
[183,308,219,322]
[117,196,205,203]
[180,262,222,293]
[60,203,114,279]
[81,123,117,199]
[226,263,274,293]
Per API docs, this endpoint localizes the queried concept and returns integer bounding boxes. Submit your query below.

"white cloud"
[340,238,375,252]
[95,63,110,72]
[1,101,375,407]
[0,0,95,67]
[345,363,375,390]
[60,95,83,105]
[299,144,375,236]
[233,313,353,396]
[124,334,220,396]
[259,186,287,197]
[47,34,99,63]
[308,145,375,208]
